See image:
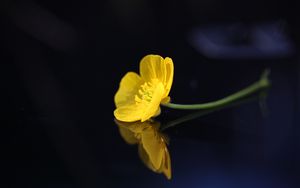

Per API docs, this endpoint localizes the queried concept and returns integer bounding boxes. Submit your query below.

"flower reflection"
[115,119,171,179]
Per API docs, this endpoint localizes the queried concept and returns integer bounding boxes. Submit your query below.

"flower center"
[135,79,159,105]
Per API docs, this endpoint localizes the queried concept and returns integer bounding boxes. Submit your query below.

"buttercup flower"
[114,55,174,122]
[116,119,171,179]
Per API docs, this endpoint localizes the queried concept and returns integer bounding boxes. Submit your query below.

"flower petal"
[153,107,161,117]
[114,104,144,122]
[163,57,174,98]
[141,82,165,122]
[138,144,157,172]
[141,127,164,170]
[114,72,143,108]
[117,123,139,144]
[161,147,171,180]
[161,96,171,104]
[140,55,166,84]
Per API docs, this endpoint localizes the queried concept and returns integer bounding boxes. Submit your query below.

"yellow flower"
[114,55,174,122]
[115,119,172,179]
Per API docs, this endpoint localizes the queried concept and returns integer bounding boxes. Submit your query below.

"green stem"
[160,94,263,131]
[162,69,270,110]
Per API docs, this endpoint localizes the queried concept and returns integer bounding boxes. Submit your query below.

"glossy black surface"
[1,1,300,187]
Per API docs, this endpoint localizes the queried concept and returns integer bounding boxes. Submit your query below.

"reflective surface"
[1,1,300,188]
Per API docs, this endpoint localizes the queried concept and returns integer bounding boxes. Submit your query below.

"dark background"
[1,0,300,187]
